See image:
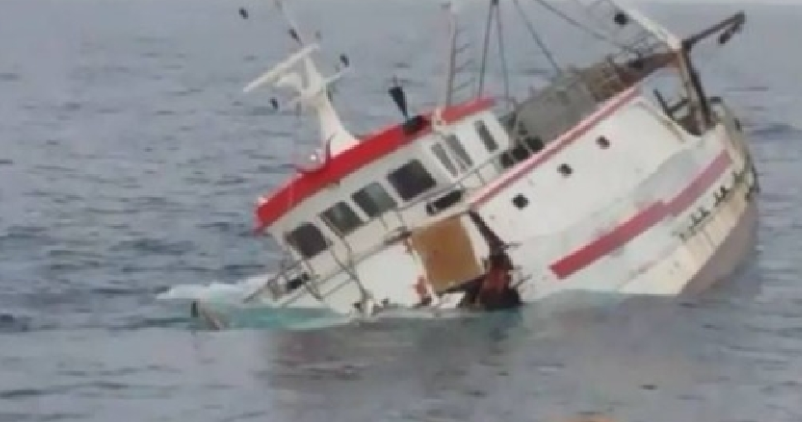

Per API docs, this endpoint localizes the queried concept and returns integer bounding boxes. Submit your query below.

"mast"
[243,0,359,157]
[441,2,459,108]
[439,1,479,109]
[611,3,745,132]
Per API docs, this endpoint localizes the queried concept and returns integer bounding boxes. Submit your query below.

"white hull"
[248,90,759,316]
[176,2,759,325]
[517,153,758,303]
[504,101,759,302]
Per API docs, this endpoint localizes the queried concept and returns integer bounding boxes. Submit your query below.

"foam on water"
[155,273,272,304]
[155,273,482,331]
[154,270,633,332]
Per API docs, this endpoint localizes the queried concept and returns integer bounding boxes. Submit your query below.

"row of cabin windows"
[475,120,499,153]
[353,182,397,218]
[284,159,438,260]
[445,134,473,171]
[284,119,500,260]
[388,159,437,201]
[432,144,457,176]
[432,120,499,177]
[284,223,330,259]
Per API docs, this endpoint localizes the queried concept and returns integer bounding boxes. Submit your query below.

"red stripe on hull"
[549,202,668,279]
[666,151,731,215]
[255,98,494,232]
[549,150,732,279]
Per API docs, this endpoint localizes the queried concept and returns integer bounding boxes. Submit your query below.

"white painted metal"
[243,42,358,157]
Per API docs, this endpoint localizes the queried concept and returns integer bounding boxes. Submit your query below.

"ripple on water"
[750,121,802,140]
[110,237,195,256]
[0,313,31,333]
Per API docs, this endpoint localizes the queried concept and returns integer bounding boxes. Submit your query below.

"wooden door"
[409,215,483,293]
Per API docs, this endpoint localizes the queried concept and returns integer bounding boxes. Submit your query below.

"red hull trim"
[255,98,494,232]
[549,150,732,279]
[471,87,640,206]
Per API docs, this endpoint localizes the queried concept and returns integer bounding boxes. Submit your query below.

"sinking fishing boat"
[193,0,758,321]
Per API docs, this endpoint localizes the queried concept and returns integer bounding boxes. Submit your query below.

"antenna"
[439,1,477,108]
[242,0,359,157]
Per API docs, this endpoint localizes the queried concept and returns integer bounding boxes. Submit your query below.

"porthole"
[512,194,529,209]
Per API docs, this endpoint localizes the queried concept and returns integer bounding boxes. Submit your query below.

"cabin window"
[444,134,473,170]
[512,194,529,209]
[474,120,499,152]
[285,223,330,259]
[387,159,437,201]
[320,201,364,236]
[352,182,397,218]
[431,143,458,177]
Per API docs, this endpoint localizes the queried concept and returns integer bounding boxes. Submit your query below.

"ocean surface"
[2,0,801,421]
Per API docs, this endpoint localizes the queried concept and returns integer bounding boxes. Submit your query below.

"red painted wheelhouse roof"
[254,97,495,233]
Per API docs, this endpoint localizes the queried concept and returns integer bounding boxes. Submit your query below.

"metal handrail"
[257,131,563,303]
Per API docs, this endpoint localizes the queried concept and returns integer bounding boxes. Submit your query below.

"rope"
[495,1,511,104]
[511,0,562,75]
[527,0,637,54]
[330,247,376,315]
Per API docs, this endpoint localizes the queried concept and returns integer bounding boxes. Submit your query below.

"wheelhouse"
[260,103,515,276]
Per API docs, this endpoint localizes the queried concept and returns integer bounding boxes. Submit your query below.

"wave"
[155,273,272,304]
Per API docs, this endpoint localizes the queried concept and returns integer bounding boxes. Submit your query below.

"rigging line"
[332,234,373,306]
[566,0,619,37]
[527,0,636,54]
[440,2,458,107]
[564,0,625,53]
[477,0,498,96]
[495,0,510,103]
[511,0,562,75]
[274,0,308,46]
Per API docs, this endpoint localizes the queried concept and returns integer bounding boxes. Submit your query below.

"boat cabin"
[256,97,515,277]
